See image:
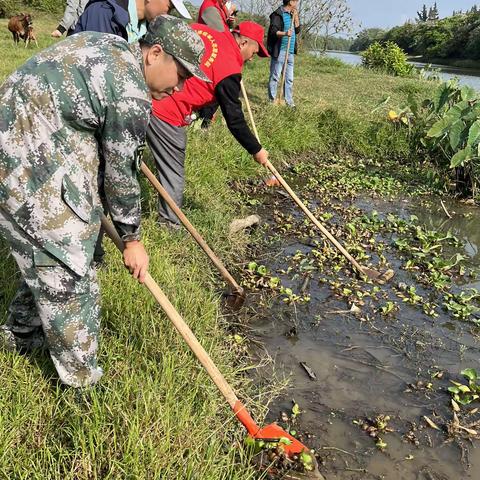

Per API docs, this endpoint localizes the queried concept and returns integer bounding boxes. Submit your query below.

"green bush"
[423,80,480,194]
[362,41,415,77]
[26,0,64,14]
[0,0,24,17]
[389,79,480,196]
[0,0,64,16]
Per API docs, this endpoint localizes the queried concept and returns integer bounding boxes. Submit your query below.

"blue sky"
[349,0,478,30]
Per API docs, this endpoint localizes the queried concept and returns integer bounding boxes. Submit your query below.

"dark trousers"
[146,116,187,225]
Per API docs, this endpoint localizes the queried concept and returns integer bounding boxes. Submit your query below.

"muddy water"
[247,193,480,479]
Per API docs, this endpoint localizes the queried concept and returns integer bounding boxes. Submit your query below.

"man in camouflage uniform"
[0,16,209,388]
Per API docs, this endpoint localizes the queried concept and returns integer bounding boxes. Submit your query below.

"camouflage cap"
[143,15,210,83]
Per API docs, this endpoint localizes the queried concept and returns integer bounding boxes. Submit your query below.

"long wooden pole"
[100,214,240,407]
[140,162,244,297]
[263,159,368,275]
[239,82,387,282]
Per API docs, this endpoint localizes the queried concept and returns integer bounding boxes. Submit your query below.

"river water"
[321,51,480,90]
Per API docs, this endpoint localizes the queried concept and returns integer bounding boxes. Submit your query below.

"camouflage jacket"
[0,32,151,277]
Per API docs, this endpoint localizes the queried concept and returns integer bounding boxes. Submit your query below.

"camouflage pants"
[0,209,103,388]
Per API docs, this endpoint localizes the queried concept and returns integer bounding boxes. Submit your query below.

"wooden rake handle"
[140,162,244,297]
[100,214,240,409]
[263,160,367,275]
[240,82,368,278]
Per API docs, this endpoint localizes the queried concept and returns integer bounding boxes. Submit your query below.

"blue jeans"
[268,49,295,106]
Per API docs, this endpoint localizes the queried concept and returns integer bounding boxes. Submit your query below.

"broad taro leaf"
[445,101,470,121]
[433,83,453,112]
[468,120,480,147]
[449,120,466,150]
[461,85,477,102]
[429,101,471,138]
[427,117,455,138]
[463,101,480,121]
[450,145,473,168]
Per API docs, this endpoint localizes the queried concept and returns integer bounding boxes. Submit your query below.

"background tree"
[317,0,355,52]
[350,28,385,52]
[417,4,428,22]
[236,0,355,50]
[428,2,440,22]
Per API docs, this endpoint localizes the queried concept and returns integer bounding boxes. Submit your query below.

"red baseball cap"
[234,21,269,58]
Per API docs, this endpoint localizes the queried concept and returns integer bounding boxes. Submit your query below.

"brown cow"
[7,13,38,48]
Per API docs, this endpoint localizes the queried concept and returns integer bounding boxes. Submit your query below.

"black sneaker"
[157,219,182,232]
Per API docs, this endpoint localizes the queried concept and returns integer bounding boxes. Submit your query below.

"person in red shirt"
[197,0,237,32]
[147,21,269,227]
[197,0,239,126]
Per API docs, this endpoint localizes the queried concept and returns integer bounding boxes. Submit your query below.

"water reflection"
[320,50,480,90]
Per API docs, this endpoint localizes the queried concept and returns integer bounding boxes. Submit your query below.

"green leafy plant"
[448,369,480,405]
[380,78,480,196]
[380,301,397,316]
[426,82,480,174]
[362,42,415,77]
[443,289,480,321]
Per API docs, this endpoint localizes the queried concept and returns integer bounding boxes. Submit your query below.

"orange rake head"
[234,401,324,479]
[234,400,310,456]
[252,423,311,456]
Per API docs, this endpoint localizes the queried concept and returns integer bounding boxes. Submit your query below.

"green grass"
[0,14,436,479]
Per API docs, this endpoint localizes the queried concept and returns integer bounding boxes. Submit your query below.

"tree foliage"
[417,4,428,23]
[350,6,480,61]
[350,28,385,52]
[236,0,355,48]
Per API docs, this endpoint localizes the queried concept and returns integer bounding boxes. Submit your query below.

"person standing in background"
[197,0,237,32]
[51,0,89,37]
[267,0,300,108]
[196,0,238,128]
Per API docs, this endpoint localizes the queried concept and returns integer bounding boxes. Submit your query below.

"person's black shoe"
[92,255,105,269]
[157,219,182,232]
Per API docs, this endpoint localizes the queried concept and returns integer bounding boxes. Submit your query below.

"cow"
[7,13,38,48]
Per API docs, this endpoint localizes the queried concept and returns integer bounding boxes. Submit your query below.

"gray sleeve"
[59,0,88,31]
[201,7,226,32]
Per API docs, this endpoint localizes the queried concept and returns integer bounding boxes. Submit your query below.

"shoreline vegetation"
[349,6,480,67]
[413,56,480,71]
[318,50,480,72]
[0,12,473,480]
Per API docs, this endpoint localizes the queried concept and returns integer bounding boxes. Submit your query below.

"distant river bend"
[319,50,480,90]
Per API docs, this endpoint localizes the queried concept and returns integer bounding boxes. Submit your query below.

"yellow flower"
[388,110,398,121]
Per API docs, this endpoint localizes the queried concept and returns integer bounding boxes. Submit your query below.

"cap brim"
[171,0,192,19]
[177,58,211,83]
[257,42,269,58]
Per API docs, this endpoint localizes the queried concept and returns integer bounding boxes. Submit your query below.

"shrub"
[389,79,480,196]
[0,0,24,17]
[424,81,480,195]
[26,0,64,14]
[362,41,415,77]
[0,0,64,16]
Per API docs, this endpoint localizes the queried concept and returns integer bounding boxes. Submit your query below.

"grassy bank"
[0,15,437,479]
